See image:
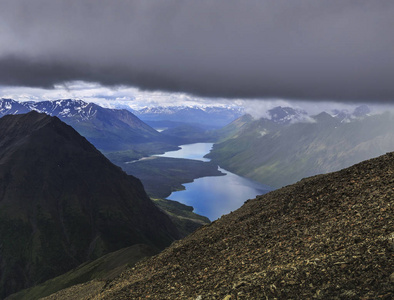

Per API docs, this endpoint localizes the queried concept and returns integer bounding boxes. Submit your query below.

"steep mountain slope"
[44,151,393,299]
[208,111,394,188]
[212,113,255,142]
[0,112,180,298]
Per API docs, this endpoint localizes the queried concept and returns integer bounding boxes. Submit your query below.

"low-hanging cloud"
[0,0,393,102]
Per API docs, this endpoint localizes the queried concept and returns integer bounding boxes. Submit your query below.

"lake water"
[155,143,212,162]
[158,143,272,220]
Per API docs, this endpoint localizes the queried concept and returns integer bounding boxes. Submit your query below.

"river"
[157,143,272,220]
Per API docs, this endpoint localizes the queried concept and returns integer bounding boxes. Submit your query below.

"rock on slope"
[0,112,180,298]
[46,151,393,299]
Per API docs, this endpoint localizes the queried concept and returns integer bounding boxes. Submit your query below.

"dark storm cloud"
[0,0,393,102]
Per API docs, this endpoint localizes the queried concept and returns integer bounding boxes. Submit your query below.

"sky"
[0,0,393,112]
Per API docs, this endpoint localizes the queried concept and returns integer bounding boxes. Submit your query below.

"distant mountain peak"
[353,104,371,117]
[330,105,371,123]
[312,111,337,123]
[0,98,163,151]
[265,106,308,124]
[0,98,31,115]
[26,99,98,120]
[134,105,244,128]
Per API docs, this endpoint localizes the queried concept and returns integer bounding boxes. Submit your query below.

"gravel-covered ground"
[45,152,394,299]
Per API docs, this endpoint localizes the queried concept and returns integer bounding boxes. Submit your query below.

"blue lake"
[156,143,213,162]
[157,143,272,220]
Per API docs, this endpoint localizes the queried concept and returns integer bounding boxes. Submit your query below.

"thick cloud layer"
[0,0,393,102]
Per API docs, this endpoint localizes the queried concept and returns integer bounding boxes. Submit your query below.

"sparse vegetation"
[111,156,224,199]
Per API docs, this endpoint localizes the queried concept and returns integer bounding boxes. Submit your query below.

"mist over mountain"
[134,105,244,129]
[266,106,308,124]
[0,112,179,298]
[207,105,393,188]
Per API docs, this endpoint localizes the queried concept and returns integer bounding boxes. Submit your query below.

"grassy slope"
[6,244,158,300]
[103,142,180,162]
[7,200,210,300]
[208,112,394,188]
[153,198,210,237]
[109,156,225,199]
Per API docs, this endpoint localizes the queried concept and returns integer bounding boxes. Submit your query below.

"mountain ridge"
[207,109,394,188]
[134,105,244,129]
[0,99,165,151]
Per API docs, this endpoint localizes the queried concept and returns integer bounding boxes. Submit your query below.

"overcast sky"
[0,0,393,105]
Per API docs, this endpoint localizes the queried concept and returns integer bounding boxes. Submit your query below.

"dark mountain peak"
[0,110,57,138]
[0,111,97,159]
[0,112,179,297]
[312,111,337,123]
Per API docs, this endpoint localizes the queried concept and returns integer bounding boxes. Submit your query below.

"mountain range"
[0,99,164,152]
[0,112,180,298]
[207,105,393,188]
[1,104,392,299]
[133,105,244,129]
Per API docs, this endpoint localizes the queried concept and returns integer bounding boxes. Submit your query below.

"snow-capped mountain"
[25,99,97,120]
[331,105,371,123]
[0,98,31,116]
[254,105,371,125]
[267,106,308,124]
[134,105,244,128]
[0,98,162,151]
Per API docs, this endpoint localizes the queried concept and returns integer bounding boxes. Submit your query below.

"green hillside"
[208,112,394,188]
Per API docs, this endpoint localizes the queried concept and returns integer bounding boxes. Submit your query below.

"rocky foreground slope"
[45,152,393,299]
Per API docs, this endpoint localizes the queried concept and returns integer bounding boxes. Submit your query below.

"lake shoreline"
[160,143,273,220]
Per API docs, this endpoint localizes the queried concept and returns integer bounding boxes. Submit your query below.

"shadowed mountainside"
[0,112,180,298]
[43,151,393,299]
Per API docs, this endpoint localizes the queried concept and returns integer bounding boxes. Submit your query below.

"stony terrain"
[45,151,394,299]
